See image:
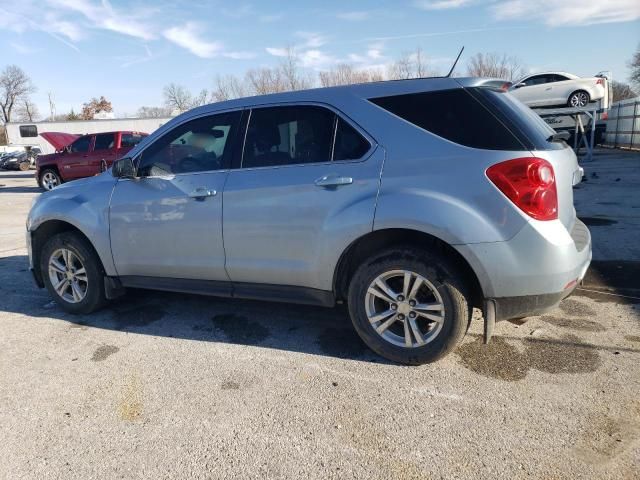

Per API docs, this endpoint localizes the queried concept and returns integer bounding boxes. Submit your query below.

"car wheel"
[19,161,30,171]
[39,169,62,190]
[568,91,590,108]
[348,247,470,365]
[40,232,107,314]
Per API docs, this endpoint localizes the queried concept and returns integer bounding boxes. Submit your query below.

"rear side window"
[94,133,115,150]
[243,106,335,168]
[121,133,145,148]
[370,89,524,150]
[333,118,371,161]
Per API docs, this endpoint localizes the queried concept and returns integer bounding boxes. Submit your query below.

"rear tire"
[39,169,62,190]
[568,90,590,108]
[40,232,107,314]
[347,247,470,365]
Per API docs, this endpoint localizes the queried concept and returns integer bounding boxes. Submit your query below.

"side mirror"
[112,157,136,179]
[514,82,526,89]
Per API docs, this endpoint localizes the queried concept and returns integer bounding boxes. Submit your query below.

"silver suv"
[27,78,591,364]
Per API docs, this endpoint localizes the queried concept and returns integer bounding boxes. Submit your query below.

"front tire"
[19,161,30,171]
[39,169,62,191]
[568,90,590,108]
[348,247,470,365]
[40,232,107,314]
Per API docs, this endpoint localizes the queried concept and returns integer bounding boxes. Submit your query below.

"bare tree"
[163,83,194,112]
[611,81,637,103]
[0,65,36,123]
[466,53,526,81]
[137,106,172,118]
[192,89,209,108]
[211,74,247,102]
[15,98,40,121]
[280,46,313,91]
[245,67,287,95]
[319,64,384,87]
[47,92,56,120]
[630,44,640,90]
[387,47,434,80]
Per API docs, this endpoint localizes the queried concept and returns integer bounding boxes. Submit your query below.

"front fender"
[28,175,117,275]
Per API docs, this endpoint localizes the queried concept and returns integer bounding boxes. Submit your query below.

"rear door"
[223,104,383,292]
[59,135,93,180]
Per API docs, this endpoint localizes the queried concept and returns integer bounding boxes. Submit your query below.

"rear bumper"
[455,218,591,320]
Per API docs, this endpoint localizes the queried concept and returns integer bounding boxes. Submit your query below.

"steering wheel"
[178,151,220,173]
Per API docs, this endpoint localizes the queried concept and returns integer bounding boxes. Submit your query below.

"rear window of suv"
[369,87,564,151]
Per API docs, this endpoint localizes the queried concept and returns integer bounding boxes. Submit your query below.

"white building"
[4,117,173,154]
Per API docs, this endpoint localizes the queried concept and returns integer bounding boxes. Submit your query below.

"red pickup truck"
[36,131,147,190]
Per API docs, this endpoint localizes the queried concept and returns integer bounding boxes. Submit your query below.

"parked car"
[26,78,591,364]
[36,131,148,190]
[0,147,41,171]
[509,72,607,108]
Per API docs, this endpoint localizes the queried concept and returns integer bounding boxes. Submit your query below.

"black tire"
[347,247,471,365]
[40,232,107,314]
[567,90,590,108]
[39,169,62,191]
[19,161,30,171]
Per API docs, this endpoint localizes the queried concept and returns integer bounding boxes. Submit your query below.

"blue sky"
[1,0,639,117]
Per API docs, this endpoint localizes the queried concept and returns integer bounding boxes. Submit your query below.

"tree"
[245,67,287,95]
[0,65,36,123]
[279,46,313,91]
[163,83,194,112]
[211,74,247,102]
[319,64,384,87]
[611,81,637,103]
[137,106,172,118]
[466,53,526,81]
[630,44,640,90]
[15,98,39,121]
[80,96,113,120]
[66,109,80,121]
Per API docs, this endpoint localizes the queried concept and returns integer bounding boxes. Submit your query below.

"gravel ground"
[1,151,639,479]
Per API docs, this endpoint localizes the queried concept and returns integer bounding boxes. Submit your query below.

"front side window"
[94,133,115,150]
[19,125,37,137]
[243,106,335,168]
[137,111,240,176]
[69,136,91,153]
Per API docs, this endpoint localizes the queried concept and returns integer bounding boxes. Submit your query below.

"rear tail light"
[596,78,604,86]
[500,82,511,91]
[486,157,558,221]
[601,111,608,120]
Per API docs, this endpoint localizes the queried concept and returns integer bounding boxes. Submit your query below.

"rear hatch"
[466,85,580,230]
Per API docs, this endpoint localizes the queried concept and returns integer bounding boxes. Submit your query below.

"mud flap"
[483,299,496,344]
[104,276,126,299]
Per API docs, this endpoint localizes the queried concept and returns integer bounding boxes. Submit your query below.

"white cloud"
[260,13,284,23]
[298,49,337,68]
[492,0,640,26]
[265,47,289,57]
[163,23,223,58]
[10,42,40,54]
[413,0,473,10]
[223,51,256,60]
[337,11,370,21]
[295,31,328,48]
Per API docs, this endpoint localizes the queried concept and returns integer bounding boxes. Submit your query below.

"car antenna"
[446,46,464,78]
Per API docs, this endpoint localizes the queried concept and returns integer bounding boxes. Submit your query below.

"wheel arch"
[38,165,63,186]
[333,228,484,309]
[31,220,105,287]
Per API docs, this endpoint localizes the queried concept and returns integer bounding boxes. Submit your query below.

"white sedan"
[509,72,607,108]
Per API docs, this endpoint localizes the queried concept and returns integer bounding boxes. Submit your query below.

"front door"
[60,134,93,180]
[109,110,242,282]
[87,132,116,176]
[223,105,383,292]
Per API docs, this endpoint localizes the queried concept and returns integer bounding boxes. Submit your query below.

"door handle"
[189,187,217,200]
[314,175,353,187]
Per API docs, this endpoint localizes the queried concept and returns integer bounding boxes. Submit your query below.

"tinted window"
[121,133,145,148]
[19,125,37,137]
[468,87,565,151]
[94,133,115,150]
[137,111,240,176]
[525,75,550,86]
[243,106,335,168]
[370,89,524,150]
[333,118,370,160]
[69,136,91,153]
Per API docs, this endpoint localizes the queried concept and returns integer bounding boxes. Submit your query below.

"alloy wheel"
[570,92,588,108]
[48,248,88,303]
[42,172,59,190]
[365,269,445,348]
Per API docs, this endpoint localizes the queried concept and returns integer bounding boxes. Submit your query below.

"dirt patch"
[212,313,270,345]
[624,335,640,343]
[559,298,596,317]
[541,315,606,332]
[221,380,240,390]
[457,334,601,381]
[111,304,166,329]
[118,375,142,421]
[91,345,119,361]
